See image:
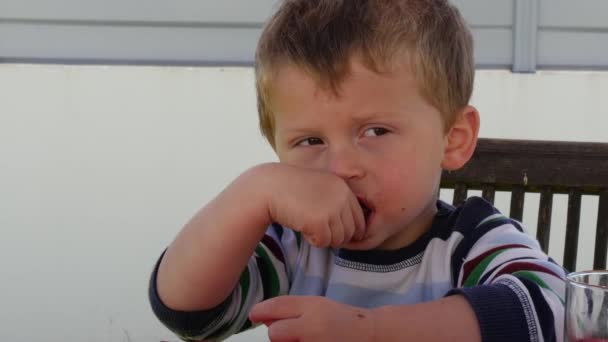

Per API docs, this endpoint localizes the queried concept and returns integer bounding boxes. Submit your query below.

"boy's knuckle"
[299,223,312,235]
[309,217,324,231]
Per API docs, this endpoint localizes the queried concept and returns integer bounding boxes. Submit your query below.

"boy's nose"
[326,146,365,180]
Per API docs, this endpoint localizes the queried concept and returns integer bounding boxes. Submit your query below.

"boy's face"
[270,58,451,250]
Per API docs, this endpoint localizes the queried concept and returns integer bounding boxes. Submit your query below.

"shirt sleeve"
[148,224,297,341]
[446,198,567,342]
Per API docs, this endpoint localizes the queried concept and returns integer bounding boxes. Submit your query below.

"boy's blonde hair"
[255,0,474,147]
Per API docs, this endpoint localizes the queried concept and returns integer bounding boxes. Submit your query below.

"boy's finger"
[315,222,332,248]
[303,222,329,248]
[329,215,345,247]
[341,237,370,250]
[249,296,304,323]
[340,209,356,243]
[267,317,303,342]
[349,197,366,240]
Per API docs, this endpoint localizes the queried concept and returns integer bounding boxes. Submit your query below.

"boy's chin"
[341,236,379,251]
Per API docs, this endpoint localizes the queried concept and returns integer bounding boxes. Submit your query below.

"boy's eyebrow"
[350,110,406,121]
[279,111,406,134]
[280,127,318,135]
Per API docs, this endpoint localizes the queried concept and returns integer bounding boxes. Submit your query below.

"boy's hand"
[263,163,367,248]
[249,296,375,342]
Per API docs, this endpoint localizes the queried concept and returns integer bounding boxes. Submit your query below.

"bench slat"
[537,188,553,253]
[594,191,608,269]
[509,186,525,222]
[453,183,468,207]
[482,184,495,204]
[441,138,608,193]
[563,190,582,271]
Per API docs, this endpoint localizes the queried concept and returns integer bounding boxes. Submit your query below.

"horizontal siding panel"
[452,0,514,27]
[0,0,513,28]
[0,22,261,64]
[472,28,513,67]
[539,0,608,29]
[0,23,511,67]
[0,0,516,66]
[538,30,608,68]
[0,0,278,24]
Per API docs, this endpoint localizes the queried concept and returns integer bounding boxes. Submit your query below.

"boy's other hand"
[249,295,375,342]
[259,163,367,248]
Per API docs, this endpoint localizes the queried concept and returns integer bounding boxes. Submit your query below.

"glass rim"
[567,270,608,290]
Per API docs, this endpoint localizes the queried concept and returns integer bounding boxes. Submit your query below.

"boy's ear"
[441,105,480,171]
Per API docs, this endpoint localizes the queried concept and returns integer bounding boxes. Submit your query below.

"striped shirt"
[149,197,566,342]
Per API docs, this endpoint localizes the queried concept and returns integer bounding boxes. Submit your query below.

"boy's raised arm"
[153,161,365,312]
[156,163,276,312]
[150,159,365,340]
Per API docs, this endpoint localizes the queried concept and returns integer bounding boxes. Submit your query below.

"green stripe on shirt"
[463,249,507,287]
[255,244,281,298]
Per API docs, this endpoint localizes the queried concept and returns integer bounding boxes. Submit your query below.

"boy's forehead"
[269,59,420,112]
[272,65,322,97]
[268,61,441,133]
[269,53,413,90]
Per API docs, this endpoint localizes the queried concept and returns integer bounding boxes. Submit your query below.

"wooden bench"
[440,138,608,272]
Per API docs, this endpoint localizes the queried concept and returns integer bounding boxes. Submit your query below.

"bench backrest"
[440,138,608,271]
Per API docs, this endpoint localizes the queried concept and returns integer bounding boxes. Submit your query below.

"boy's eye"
[363,127,389,137]
[297,137,324,146]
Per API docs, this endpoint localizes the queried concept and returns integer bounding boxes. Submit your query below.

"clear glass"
[565,270,608,342]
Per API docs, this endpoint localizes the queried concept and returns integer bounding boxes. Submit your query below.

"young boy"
[149,1,566,341]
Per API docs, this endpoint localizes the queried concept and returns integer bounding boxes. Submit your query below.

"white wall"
[1,64,607,341]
